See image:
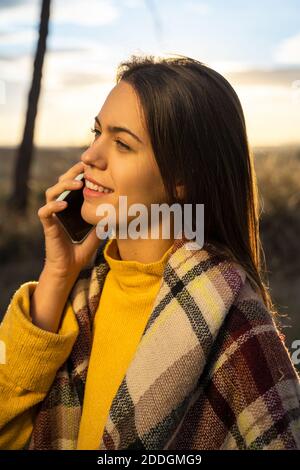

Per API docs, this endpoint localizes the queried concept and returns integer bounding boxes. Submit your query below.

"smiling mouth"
[84,179,114,194]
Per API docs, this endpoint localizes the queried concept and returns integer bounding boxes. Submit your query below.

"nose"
[80,146,107,171]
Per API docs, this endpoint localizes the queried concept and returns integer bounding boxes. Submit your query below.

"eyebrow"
[94,116,143,144]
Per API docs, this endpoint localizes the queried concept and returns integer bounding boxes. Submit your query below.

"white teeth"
[85,180,113,193]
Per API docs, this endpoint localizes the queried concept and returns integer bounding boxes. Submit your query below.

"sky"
[0,0,300,147]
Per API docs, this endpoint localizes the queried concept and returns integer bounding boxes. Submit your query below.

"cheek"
[120,161,166,204]
[128,175,166,207]
[111,150,165,197]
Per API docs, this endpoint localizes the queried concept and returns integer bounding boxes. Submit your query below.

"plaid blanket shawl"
[26,236,300,450]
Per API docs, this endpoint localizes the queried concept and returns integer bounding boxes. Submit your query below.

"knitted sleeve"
[0,281,79,449]
[167,298,300,450]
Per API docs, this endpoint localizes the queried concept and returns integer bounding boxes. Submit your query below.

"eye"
[90,127,131,151]
[90,127,101,138]
[115,139,131,151]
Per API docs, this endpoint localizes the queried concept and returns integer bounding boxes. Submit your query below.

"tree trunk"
[8,0,51,213]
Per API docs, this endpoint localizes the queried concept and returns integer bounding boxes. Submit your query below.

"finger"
[57,161,85,183]
[45,178,84,203]
[37,200,68,230]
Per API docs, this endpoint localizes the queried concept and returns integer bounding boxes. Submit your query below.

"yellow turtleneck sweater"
[76,237,174,449]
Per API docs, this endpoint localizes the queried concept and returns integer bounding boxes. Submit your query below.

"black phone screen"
[55,186,95,243]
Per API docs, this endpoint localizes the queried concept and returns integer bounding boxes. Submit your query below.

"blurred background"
[0,0,299,368]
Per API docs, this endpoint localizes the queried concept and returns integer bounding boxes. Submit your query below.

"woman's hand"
[37,161,101,279]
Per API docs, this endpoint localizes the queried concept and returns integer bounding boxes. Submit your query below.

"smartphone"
[55,172,95,244]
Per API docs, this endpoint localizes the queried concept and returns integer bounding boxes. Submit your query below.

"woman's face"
[80,80,170,235]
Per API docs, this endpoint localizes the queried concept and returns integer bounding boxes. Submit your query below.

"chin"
[80,203,99,226]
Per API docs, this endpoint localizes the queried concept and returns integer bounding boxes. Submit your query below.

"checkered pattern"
[27,236,300,450]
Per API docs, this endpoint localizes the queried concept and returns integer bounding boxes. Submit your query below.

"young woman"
[0,54,299,450]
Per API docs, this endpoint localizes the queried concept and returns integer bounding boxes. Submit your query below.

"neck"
[114,237,174,263]
[110,222,175,263]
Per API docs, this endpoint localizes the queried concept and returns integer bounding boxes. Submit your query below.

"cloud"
[41,46,119,92]
[0,0,120,86]
[51,0,120,26]
[274,32,300,65]
[0,42,115,89]
[122,0,144,8]
[0,0,120,31]
[184,1,212,15]
[0,0,33,10]
[0,55,33,83]
[236,83,300,146]
[225,67,300,88]
[0,0,39,31]
[210,60,256,74]
[59,72,112,87]
[0,29,37,45]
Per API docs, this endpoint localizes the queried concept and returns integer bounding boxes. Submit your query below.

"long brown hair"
[115,53,277,317]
